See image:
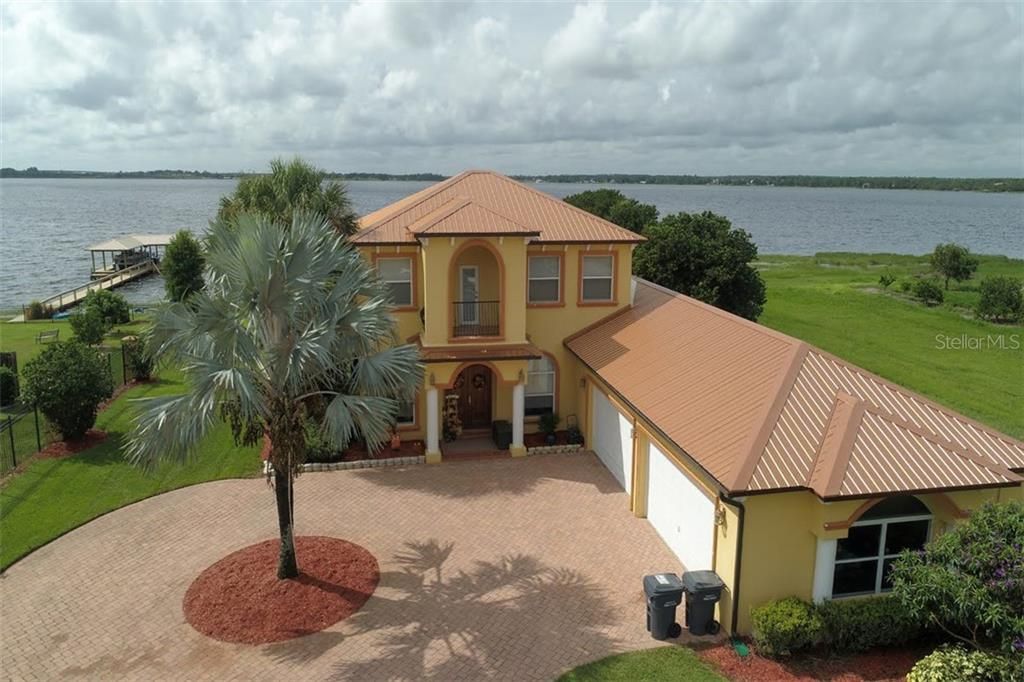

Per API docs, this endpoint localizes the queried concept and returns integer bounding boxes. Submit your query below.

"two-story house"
[351,169,642,461]
[353,170,1024,635]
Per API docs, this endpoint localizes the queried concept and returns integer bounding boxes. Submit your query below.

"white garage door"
[646,442,715,571]
[590,386,633,493]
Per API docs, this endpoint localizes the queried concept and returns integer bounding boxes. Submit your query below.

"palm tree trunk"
[274,467,299,579]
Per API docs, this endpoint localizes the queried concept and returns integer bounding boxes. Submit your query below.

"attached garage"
[645,441,716,572]
[590,386,633,493]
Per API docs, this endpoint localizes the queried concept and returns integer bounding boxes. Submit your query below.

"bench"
[35,329,59,344]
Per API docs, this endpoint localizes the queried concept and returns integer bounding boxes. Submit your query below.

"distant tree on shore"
[634,211,767,321]
[930,243,979,290]
[976,277,1023,323]
[564,189,659,234]
[217,157,359,235]
[162,231,206,302]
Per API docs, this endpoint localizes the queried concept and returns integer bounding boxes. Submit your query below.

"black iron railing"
[452,300,500,337]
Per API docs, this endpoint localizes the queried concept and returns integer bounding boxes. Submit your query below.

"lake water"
[0,178,1021,310]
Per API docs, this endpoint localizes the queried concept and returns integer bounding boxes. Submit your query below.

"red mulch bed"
[183,536,380,645]
[260,435,425,463]
[36,429,108,459]
[524,429,574,448]
[697,641,926,681]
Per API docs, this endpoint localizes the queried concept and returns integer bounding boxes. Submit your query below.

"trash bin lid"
[643,573,683,596]
[682,570,724,592]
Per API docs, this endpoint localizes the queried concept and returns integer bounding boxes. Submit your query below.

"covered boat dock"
[88,234,173,279]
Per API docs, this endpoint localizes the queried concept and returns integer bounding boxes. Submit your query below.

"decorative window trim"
[527,254,564,306]
[374,255,417,311]
[578,252,618,306]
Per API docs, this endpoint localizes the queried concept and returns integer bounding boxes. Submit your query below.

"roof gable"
[567,278,1024,499]
[351,170,644,245]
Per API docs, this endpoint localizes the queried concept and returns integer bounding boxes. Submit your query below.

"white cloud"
[1,0,1020,176]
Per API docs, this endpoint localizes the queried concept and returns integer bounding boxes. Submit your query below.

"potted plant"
[390,430,401,451]
[538,412,560,445]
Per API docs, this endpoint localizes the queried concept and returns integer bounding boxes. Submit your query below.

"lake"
[0,177,1021,310]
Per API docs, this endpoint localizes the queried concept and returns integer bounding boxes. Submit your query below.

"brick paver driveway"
[1,453,685,681]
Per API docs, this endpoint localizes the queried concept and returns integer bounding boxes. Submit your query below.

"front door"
[456,364,492,429]
[459,265,479,325]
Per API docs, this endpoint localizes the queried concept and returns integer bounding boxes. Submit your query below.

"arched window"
[831,495,932,598]
[525,356,556,416]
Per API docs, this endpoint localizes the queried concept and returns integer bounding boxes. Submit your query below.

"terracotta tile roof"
[351,171,644,245]
[566,278,1024,499]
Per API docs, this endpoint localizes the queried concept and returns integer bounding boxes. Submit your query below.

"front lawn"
[0,371,260,570]
[557,647,724,682]
[0,318,150,365]
[758,253,1023,439]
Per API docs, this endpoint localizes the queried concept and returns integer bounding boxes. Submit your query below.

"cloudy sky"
[2,1,1021,176]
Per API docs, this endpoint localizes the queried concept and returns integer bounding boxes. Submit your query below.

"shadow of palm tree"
[352,452,625,500]
[327,538,621,680]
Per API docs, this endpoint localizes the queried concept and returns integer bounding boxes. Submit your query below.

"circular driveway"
[1,454,683,681]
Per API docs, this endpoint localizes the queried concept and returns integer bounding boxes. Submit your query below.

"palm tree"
[218,157,360,235]
[126,211,422,578]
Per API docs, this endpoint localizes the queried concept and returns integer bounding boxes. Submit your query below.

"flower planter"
[264,455,426,475]
[526,443,583,457]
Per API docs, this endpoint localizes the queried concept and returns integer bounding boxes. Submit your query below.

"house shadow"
[351,451,625,499]
[261,538,621,680]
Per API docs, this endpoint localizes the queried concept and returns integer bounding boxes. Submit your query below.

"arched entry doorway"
[451,364,493,430]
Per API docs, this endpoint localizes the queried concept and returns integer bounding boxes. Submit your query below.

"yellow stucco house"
[351,170,1024,635]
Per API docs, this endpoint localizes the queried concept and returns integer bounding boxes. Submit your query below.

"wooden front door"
[456,364,492,429]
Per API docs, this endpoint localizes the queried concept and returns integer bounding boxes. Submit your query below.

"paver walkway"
[1,453,691,681]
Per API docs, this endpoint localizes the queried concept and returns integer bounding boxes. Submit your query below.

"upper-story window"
[581,254,614,302]
[528,255,561,304]
[525,356,556,416]
[378,257,413,308]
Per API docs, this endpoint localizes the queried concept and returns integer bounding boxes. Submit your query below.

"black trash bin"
[492,420,512,450]
[682,570,725,636]
[643,573,684,640]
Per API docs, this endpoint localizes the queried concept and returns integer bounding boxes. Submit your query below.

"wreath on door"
[472,374,487,390]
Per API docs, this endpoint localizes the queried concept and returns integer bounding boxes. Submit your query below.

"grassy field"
[0,317,149,366]
[758,253,1023,439]
[0,370,260,570]
[557,647,724,681]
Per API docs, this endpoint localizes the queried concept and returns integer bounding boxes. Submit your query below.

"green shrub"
[907,646,1020,682]
[538,412,560,435]
[121,336,153,381]
[82,289,130,325]
[891,501,1024,656]
[879,273,896,289]
[20,341,114,440]
[162,230,206,301]
[26,301,51,320]
[69,308,109,345]
[976,277,1024,324]
[817,594,923,652]
[913,278,945,306]
[751,597,824,657]
[0,366,19,406]
[899,279,914,293]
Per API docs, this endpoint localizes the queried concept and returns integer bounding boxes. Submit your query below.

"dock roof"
[87,234,174,252]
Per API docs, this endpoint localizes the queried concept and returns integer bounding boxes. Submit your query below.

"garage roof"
[566,278,1024,499]
[351,171,644,245]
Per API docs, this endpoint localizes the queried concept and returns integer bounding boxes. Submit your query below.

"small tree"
[217,157,359,235]
[879,273,896,289]
[930,243,979,290]
[976,276,1023,324]
[913,278,945,306]
[70,307,109,345]
[564,189,659,234]
[21,341,114,439]
[162,230,206,302]
[891,501,1024,656]
[82,289,130,326]
[633,211,767,320]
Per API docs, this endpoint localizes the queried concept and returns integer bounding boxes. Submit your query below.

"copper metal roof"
[566,278,1024,499]
[351,171,644,245]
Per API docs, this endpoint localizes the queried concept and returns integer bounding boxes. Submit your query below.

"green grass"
[0,318,150,366]
[557,647,725,681]
[758,253,1024,439]
[0,371,260,570]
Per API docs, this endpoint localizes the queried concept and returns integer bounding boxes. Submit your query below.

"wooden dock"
[10,260,158,322]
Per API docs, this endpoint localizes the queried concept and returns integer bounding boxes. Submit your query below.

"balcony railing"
[452,300,500,338]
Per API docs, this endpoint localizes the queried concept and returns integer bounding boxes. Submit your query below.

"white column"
[426,386,440,461]
[512,382,525,450]
[812,537,837,603]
